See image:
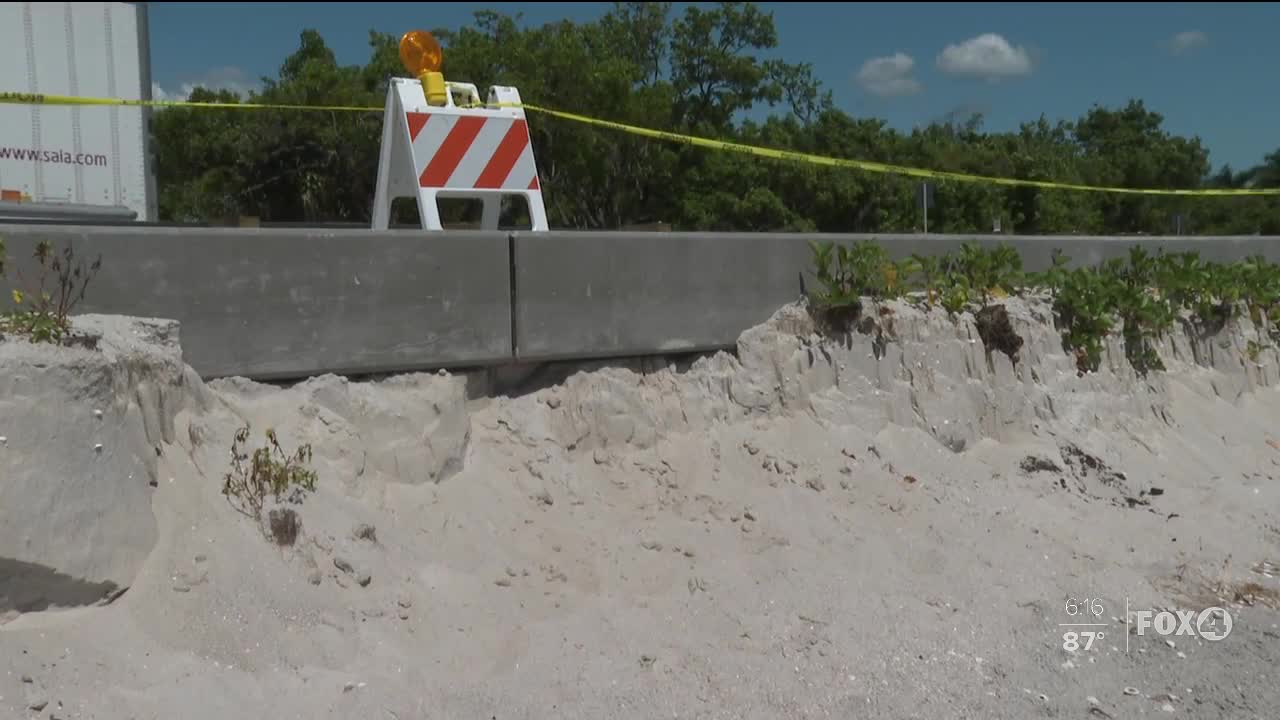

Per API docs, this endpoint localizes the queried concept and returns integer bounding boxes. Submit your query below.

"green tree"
[147,4,1280,236]
[1072,99,1210,234]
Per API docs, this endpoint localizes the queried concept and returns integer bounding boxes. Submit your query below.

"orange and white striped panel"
[406,112,540,192]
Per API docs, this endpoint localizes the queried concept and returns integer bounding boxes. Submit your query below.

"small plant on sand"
[1110,247,1176,375]
[1051,265,1117,374]
[1155,251,1248,331]
[919,243,1024,317]
[2,240,102,344]
[807,240,859,327]
[946,242,1024,306]
[223,425,318,531]
[1240,255,1280,319]
[925,243,1026,360]
[939,274,970,316]
[1026,248,1071,299]
[910,253,941,308]
[808,240,896,328]
[1246,339,1269,363]
[1233,254,1280,347]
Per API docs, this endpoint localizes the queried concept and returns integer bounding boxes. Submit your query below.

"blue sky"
[149,2,1280,173]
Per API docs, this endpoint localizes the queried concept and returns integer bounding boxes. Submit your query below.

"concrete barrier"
[511,231,816,361]
[511,231,1280,362]
[4,223,1279,378]
[0,225,513,379]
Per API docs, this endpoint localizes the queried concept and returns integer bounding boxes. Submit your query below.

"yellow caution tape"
[519,105,1280,197]
[0,90,378,114]
[5,90,1278,197]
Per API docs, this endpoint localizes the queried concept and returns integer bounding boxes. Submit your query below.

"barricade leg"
[371,89,399,231]
[525,190,549,232]
[417,189,444,232]
[372,192,394,230]
[481,196,502,231]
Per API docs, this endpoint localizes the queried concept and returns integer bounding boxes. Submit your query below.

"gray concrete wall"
[3,223,1278,378]
[0,225,513,378]
[510,231,1280,362]
[511,231,816,361]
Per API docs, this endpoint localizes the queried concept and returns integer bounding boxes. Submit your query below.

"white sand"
[3,299,1280,719]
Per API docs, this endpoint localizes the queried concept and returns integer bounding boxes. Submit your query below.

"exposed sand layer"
[2,298,1279,719]
[0,316,210,614]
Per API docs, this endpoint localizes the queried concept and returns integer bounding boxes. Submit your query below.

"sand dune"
[3,297,1279,719]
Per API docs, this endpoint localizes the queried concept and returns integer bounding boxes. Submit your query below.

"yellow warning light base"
[399,30,443,76]
[422,71,447,107]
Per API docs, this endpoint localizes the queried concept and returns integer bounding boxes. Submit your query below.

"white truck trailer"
[0,1,156,222]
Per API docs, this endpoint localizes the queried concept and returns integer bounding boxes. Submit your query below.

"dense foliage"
[151,2,1280,233]
[807,239,1280,376]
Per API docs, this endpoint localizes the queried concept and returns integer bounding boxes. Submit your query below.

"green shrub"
[806,240,1280,376]
[1240,255,1280,317]
[905,243,1026,317]
[1109,248,1176,375]
[1052,265,1117,373]
[940,273,970,315]
[1246,339,1269,363]
[807,239,906,328]
[1026,248,1071,298]
[222,425,318,527]
[945,242,1024,306]
[910,253,940,307]
[1,240,102,344]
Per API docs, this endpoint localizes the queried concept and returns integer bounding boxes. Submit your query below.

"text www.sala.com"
[0,146,108,167]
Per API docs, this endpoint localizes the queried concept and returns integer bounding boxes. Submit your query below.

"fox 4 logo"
[1130,606,1233,642]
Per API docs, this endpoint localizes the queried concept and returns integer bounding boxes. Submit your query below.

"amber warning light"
[400,30,447,106]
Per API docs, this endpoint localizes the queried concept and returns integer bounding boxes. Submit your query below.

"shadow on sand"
[0,557,122,616]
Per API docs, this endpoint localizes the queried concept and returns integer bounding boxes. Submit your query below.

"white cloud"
[184,66,256,97]
[936,33,1034,80]
[855,53,922,97]
[151,66,257,103]
[1168,30,1208,55]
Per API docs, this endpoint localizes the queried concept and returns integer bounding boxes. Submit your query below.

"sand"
[2,297,1279,719]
